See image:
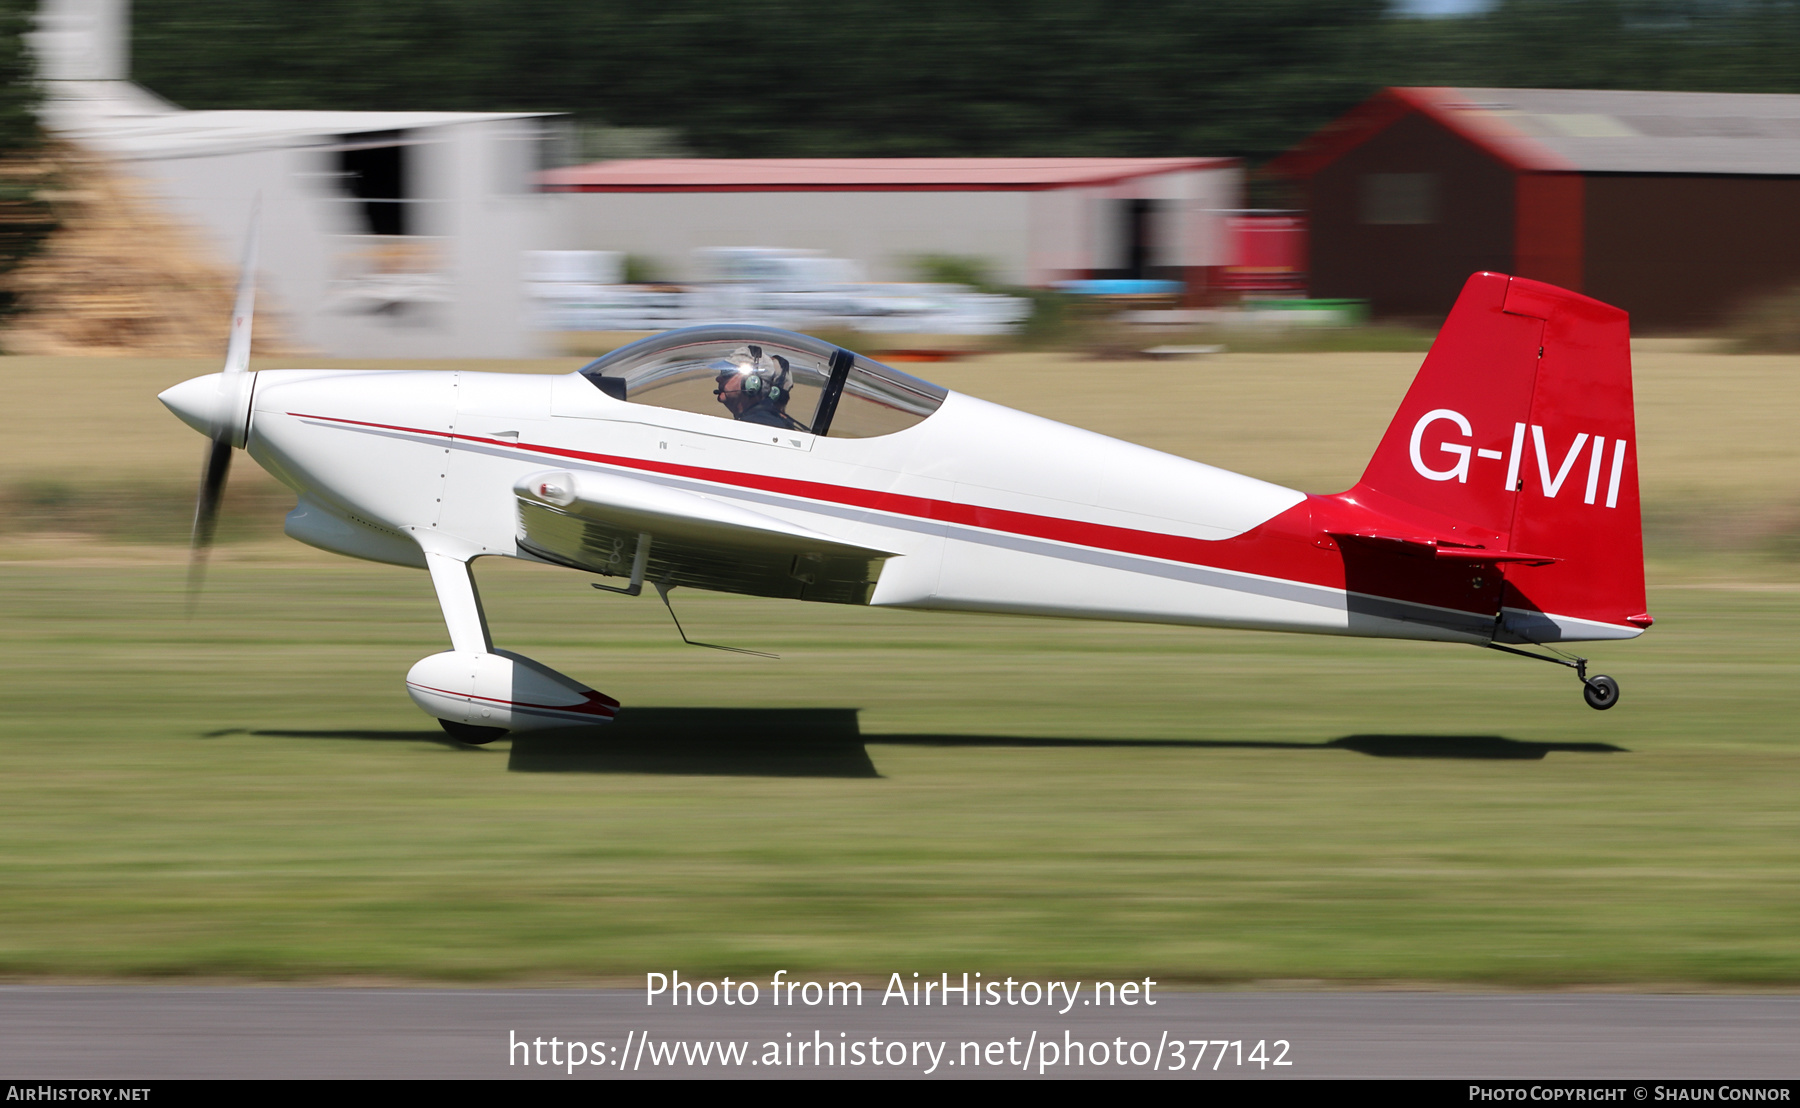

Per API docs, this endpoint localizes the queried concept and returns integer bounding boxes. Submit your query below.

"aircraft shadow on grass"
[511,710,1627,776]
[210,712,1625,777]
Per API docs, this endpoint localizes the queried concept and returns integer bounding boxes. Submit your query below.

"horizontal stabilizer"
[1326,531,1558,567]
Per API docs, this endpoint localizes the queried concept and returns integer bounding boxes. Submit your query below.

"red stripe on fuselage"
[290,411,1494,616]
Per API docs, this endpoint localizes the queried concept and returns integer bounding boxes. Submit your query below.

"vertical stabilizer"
[1345,272,1648,641]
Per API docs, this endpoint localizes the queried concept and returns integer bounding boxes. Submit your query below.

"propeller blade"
[186,437,233,609]
[220,194,259,382]
[188,197,260,612]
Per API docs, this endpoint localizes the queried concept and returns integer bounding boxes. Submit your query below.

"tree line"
[121,0,1800,166]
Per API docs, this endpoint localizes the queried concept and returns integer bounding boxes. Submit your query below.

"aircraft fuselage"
[244,366,1527,645]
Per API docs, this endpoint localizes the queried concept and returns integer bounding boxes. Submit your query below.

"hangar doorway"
[1095,198,1172,281]
[338,131,412,237]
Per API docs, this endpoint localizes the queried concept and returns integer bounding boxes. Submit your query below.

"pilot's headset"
[715,344,790,404]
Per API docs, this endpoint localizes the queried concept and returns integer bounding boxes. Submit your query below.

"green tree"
[1381,1,1800,95]
[0,0,36,151]
[133,0,1389,162]
[0,0,51,321]
[129,0,1800,165]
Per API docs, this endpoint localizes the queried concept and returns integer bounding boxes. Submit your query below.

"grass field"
[0,346,1796,986]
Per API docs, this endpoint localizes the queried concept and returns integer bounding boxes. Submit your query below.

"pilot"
[713,346,807,431]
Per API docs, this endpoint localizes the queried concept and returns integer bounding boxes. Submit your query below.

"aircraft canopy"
[578,325,946,438]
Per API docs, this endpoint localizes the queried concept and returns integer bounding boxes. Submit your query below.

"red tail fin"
[1344,272,1647,642]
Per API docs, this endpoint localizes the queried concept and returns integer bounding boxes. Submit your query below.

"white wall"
[31,0,128,82]
[1173,165,1242,268]
[128,119,558,358]
[556,189,1036,285]
[554,164,1241,286]
[129,144,342,354]
[1025,187,1087,283]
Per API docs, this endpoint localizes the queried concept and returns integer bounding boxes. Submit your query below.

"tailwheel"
[439,719,509,744]
[1484,642,1623,711]
[1582,675,1620,711]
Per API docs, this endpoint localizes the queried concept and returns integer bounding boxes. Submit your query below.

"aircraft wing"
[514,469,895,605]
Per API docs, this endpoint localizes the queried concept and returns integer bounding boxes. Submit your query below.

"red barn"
[1272,87,1800,329]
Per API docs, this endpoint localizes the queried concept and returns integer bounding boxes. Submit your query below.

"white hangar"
[32,0,560,358]
[541,157,1243,294]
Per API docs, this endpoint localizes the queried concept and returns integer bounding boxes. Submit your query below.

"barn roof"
[1274,87,1800,177]
[540,157,1233,192]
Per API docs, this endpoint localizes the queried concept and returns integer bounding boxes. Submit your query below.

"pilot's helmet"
[711,344,788,404]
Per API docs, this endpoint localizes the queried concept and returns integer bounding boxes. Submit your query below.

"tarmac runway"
[1,987,1795,1079]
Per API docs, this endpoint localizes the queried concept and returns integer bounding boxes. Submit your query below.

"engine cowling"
[405,650,618,732]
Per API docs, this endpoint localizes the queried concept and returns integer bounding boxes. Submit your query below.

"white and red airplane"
[161,247,1648,743]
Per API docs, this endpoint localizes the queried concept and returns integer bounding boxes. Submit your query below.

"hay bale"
[0,147,295,356]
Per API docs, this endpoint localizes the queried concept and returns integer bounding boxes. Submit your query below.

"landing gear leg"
[1484,643,1621,711]
[406,547,619,731]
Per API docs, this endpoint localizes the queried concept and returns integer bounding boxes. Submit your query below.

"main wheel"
[439,719,509,744]
[1582,675,1620,711]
